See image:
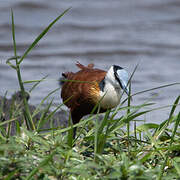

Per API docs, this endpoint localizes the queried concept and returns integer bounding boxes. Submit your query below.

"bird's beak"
[120,80,129,96]
[116,69,129,96]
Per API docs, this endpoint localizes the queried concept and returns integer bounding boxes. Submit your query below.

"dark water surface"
[0,0,180,123]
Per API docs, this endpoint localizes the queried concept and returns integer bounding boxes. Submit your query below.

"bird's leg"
[73,127,77,139]
[71,110,83,139]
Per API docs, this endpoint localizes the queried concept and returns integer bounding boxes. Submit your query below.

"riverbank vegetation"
[0,9,180,180]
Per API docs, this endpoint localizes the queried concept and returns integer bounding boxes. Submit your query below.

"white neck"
[99,66,121,109]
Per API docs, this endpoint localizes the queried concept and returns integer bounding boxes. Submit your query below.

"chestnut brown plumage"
[61,62,129,138]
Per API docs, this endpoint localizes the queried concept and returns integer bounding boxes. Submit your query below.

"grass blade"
[19,8,71,64]
[0,118,17,126]
[173,159,180,176]
[24,75,48,93]
[122,82,180,105]
[32,87,60,118]
[169,95,180,119]
[26,150,56,180]
[158,112,180,179]
[11,9,17,58]
[4,169,19,180]
[11,9,35,131]
[36,99,53,130]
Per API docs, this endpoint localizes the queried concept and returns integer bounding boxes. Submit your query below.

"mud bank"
[0,91,68,135]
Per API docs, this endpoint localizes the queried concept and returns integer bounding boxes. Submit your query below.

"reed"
[0,9,180,179]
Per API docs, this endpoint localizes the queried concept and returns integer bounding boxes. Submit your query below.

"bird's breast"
[98,84,121,109]
[88,81,121,109]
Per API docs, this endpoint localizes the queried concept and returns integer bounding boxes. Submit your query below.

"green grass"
[0,8,180,180]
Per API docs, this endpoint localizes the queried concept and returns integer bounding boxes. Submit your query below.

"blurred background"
[0,0,180,123]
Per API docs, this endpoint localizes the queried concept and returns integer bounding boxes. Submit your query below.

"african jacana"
[61,62,129,137]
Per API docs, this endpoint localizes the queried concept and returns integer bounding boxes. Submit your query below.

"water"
[0,0,180,123]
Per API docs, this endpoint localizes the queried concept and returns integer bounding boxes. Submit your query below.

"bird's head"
[105,65,129,95]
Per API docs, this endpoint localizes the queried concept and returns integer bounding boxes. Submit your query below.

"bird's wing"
[61,67,106,111]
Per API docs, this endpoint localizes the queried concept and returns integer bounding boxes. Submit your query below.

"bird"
[61,62,129,137]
